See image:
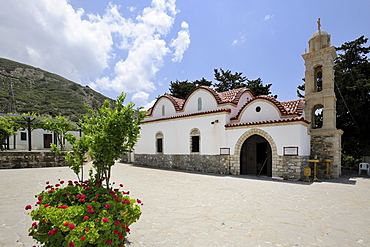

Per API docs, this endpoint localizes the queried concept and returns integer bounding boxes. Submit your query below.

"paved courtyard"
[0,163,370,247]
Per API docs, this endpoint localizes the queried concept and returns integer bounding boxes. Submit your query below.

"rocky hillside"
[0,57,113,121]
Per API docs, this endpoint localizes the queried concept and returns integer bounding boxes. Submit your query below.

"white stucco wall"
[240,100,281,123]
[225,124,310,156]
[135,112,229,155]
[136,116,310,157]
[183,90,218,114]
[7,129,80,150]
[151,97,177,119]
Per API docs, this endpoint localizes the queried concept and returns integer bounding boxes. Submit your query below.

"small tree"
[42,116,77,150]
[81,92,146,188]
[0,118,17,150]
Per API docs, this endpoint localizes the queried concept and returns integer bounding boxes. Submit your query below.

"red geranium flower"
[81,237,86,241]
[64,222,70,226]
[85,228,90,231]
[102,218,109,223]
[88,209,94,213]
[119,184,124,187]
[105,204,111,208]
[87,205,93,209]
[69,224,76,230]
[106,240,112,244]
[114,220,120,225]
[83,216,89,220]
[25,205,32,210]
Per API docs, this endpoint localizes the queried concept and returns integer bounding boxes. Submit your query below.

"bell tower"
[302,19,343,178]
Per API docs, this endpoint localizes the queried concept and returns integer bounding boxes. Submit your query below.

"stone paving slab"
[0,163,370,246]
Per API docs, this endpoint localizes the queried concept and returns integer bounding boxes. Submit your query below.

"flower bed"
[26,179,143,247]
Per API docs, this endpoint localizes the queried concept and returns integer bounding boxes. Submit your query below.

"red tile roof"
[226,117,310,128]
[231,96,305,120]
[142,108,231,123]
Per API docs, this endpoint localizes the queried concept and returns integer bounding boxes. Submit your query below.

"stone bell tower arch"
[302,19,343,178]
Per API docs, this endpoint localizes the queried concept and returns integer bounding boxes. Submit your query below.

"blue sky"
[0,0,369,109]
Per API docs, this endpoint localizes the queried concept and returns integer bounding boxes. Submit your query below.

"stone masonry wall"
[276,155,310,180]
[310,129,342,178]
[134,154,230,174]
[0,151,69,169]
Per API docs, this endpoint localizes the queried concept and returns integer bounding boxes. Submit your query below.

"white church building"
[132,24,342,180]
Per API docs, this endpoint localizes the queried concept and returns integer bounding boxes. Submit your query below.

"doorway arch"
[233,129,277,176]
[240,135,272,176]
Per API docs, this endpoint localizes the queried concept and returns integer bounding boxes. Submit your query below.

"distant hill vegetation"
[0,57,113,121]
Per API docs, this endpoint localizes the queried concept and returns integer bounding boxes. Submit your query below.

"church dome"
[311,30,329,38]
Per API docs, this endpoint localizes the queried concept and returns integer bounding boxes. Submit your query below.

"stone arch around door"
[233,129,278,176]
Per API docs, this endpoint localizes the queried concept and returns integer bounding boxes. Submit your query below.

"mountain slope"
[0,57,112,121]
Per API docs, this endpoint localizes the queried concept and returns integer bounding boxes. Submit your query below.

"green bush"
[26,179,143,247]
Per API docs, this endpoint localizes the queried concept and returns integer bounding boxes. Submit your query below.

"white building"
[133,24,342,179]
[6,128,80,151]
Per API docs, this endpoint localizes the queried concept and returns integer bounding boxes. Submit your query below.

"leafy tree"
[213,68,247,92]
[81,92,146,188]
[245,77,277,98]
[42,116,77,150]
[169,80,196,99]
[169,78,213,99]
[0,118,17,150]
[213,68,276,97]
[193,77,213,87]
[334,36,370,158]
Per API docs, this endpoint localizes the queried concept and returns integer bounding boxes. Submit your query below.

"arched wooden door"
[240,135,272,176]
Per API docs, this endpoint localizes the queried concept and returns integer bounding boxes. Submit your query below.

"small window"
[21,132,27,141]
[162,105,165,116]
[197,97,202,111]
[190,128,200,153]
[256,106,261,112]
[314,66,323,92]
[312,105,323,129]
[156,132,163,153]
[157,138,163,153]
[191,136,200,153]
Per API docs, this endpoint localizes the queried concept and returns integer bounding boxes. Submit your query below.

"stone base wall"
[310,129,343,178]
[276,155,310,180]
[0,151,69,169]
[134,154,230,174]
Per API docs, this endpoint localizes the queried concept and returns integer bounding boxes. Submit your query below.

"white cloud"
[0,0,113,82]
[91,0,187,96]
[264,14,274,21]
[170,21,191,62]
[143,99,157,110]
[231,33,245,46]
[132,91,149,106]
[0,0,191,107]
